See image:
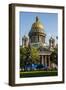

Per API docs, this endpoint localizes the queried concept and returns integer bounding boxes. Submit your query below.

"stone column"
[43,56,45,65]
[48,55,51,69]
[40,55,42,64]
[45,56,47,66]
[42,55,44,65]
[38,36,39,42]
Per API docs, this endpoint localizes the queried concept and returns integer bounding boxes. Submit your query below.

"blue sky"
[19,12,58,45]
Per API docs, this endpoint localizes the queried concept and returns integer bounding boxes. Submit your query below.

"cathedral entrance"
[40,55,51,69]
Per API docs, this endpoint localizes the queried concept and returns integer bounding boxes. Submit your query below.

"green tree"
[20,47,27,68]
[20,46,40,69]
[50,48,58,64]
[20,46,32,69]
[30,47,40,64]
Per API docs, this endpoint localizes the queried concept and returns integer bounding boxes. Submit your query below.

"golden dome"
[31,16,44,30]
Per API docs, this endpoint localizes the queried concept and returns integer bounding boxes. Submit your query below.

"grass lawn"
[20,70,58,78]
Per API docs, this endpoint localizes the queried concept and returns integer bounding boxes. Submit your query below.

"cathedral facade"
[22,16,56,69]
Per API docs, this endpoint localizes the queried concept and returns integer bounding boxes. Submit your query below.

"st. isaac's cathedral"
[22,16,58,69]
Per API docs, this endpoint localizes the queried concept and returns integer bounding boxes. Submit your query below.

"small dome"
[31,16,44,30]
[49,37,55,42]
[22,35,28,40]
